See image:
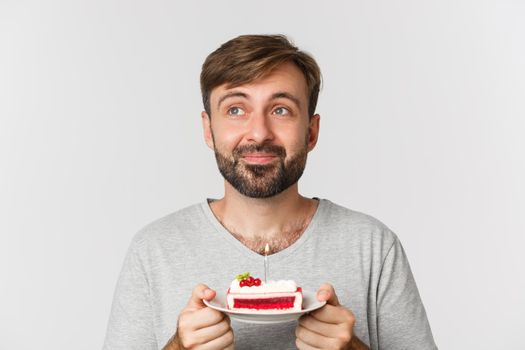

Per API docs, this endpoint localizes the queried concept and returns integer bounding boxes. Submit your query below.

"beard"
[213,139,308,198]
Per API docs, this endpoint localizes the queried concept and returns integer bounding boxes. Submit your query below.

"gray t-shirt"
[103,199,437,349]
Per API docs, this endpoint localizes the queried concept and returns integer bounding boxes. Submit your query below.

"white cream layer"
[229,279,297,293]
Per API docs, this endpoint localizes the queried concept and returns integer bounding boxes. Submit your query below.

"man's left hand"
[295,283,360,350]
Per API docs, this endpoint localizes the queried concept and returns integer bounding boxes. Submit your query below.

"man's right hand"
[164,284,234,350]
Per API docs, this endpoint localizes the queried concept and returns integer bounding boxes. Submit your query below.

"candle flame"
[265,243,269,255]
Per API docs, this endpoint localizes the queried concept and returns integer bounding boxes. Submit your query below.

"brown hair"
[200,34,322,117]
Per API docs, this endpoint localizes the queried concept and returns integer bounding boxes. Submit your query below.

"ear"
[201,111,215,150]
[307,114,320,152]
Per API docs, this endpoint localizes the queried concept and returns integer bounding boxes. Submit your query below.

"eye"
[273,107,290,116]
[227,106,246,116]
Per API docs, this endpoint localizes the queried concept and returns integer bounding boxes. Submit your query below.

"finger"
[187,284,216,310]
[316,283,340,306]
[298,314,341,338]
[310,304,355,325]
[180,307,226,331]
[295,324,332,349]
[295,337,321,350]
[195,328,234,350]
[182,317,231,348]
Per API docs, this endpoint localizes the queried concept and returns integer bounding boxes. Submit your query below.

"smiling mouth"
[241,154,279,165]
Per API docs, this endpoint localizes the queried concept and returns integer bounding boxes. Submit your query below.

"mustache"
[233,144,286,159]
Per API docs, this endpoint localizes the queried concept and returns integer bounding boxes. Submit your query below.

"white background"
[1,0,524,349]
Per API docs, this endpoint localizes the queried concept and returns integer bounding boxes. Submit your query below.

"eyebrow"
[270,92,301,109]
[217,92,247,110]
[217,91,302,110]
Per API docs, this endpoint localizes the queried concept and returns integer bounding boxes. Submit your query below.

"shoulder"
[317,199,398,250]
[130,202,209,250]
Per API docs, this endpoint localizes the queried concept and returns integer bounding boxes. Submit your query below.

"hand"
[295,283,362,350]
[164,284,234,350]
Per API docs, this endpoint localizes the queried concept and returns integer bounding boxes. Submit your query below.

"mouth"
[240,153,279,165]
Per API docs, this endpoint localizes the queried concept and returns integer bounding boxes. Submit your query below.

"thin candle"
[264,243,269,283]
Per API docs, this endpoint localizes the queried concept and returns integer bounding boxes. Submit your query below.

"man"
[103,35,437,350]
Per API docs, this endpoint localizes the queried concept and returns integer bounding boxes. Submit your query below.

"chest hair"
[228,224,308,255]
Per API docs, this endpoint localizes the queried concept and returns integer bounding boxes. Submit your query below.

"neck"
[210,181,318,243]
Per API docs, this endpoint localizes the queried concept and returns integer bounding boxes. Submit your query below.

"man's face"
[202,62,320,198]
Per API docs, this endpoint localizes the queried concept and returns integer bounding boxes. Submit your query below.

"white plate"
[203,290,326,324]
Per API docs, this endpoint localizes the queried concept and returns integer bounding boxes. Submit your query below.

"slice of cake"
[226,272,303,312]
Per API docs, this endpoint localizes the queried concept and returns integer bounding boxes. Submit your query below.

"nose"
[245,110,274,143]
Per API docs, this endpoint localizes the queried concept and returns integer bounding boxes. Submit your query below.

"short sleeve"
[103,240,158,350]
[376,237,438,349]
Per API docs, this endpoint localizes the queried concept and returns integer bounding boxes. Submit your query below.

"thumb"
[186,283,216,310]
[316,283,340,306]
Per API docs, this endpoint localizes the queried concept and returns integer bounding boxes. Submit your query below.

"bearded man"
[103,34,437,350]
